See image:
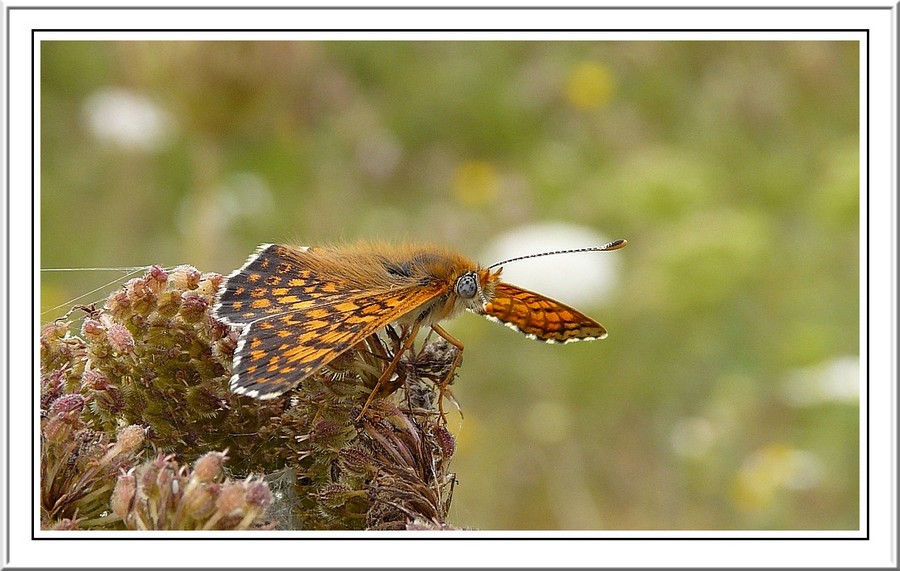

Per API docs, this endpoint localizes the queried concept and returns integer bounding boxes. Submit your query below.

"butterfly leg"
[429,323,465,422]
[356,322,421,420]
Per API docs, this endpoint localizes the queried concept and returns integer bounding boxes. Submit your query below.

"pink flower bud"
[49,394,84,418]
[171,265,202,291]
[111,471,137,519]
[41,320,69,342]
[192,451,226,483]
[43,416,73,443]
[81,317,104,339]
[182,483,217,520]
[244,479,272,511]
[105,290,132,320]
[114,425,146,455]
[178,292,208,322]
[82,368,110,391]
[215,482,246,517]
[106,322,135,355]
[146,265,169,294]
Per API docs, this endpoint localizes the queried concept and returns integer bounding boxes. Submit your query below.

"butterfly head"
[452,267,501,310]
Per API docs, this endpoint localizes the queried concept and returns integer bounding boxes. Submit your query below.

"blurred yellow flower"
[565,61,616,111]
[731,443,824,512]
[451,160,499,207]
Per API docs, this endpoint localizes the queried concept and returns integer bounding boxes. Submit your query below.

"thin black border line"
[26,29,871,542]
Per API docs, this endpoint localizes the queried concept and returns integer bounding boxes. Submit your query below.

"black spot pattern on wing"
[217,247,446,400]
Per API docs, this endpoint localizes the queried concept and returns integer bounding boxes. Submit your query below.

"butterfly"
[212,240,626,417]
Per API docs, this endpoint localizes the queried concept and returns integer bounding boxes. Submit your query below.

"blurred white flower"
[736,444,824,511]
[480,222,624,308]
[82,87,174,151]
[177,171,274,237]
[782,355,859,407]
[216,172,275,221]
[671,416,717,459]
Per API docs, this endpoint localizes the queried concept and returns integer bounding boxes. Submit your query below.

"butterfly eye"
[455,272,478,299]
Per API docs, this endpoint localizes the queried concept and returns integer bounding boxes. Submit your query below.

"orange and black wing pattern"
[213,244,442,399]
[478,282,608,343]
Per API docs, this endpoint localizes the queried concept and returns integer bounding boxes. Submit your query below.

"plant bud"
[317,484,350,509]
[49,394,84,418]
[215,482,246,517]
[41,320,69,343]
[105,290,132,320]
[156,290,182,317]
[192,451,226,483]
[125,278,157,316]
[105,322,135,355]
[43,416,72,443]
[139,456,165,495]
[81,368,110,391]
[111,471,137,519]
[244,479,273,511]
[80,317,104,339]
[182,484,217,520]
[178,292,208,322]
[339,446,374,475]
[114,425,146,455]
[146,265,169,294]
[171,265,201,291]
[195,273,223,297]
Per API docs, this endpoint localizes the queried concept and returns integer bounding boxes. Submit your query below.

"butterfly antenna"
[486,239,627,270]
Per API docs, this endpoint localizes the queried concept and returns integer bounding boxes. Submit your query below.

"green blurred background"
[40,41,860,530]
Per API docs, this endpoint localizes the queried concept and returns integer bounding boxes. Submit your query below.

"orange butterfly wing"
[479,282,608,343]
[214,244,444,399]
[215,244,367,326]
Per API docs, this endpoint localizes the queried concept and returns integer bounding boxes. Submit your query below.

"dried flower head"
[111,452,272,530]
[41,263,461,531]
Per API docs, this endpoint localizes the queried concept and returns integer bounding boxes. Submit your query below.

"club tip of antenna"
[605,238,627,250]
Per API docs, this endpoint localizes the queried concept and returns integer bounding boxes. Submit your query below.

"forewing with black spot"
[213,244,446,399]
[214,244,357,326]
